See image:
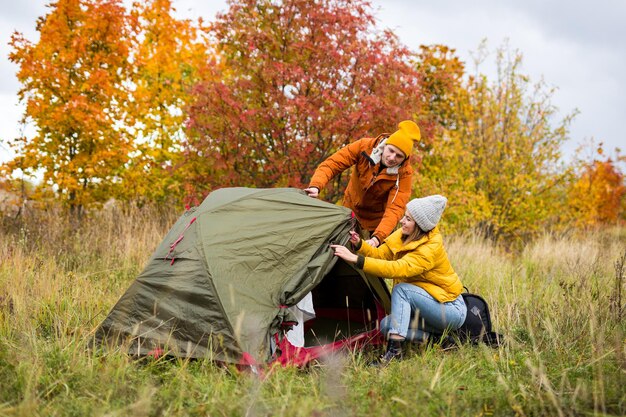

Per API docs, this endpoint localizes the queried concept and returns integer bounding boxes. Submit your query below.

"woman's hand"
[330,244,358,263]
[349,230,360,245]
[365,236,380,247]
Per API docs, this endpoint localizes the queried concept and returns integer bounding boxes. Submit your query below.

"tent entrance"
[303,260,386,347]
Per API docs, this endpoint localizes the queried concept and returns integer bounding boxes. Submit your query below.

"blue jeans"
[380,283,467,342]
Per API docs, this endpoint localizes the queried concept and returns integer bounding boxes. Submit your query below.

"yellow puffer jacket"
[356,227,463,303]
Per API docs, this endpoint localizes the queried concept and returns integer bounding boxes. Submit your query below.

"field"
[0,208,624,417]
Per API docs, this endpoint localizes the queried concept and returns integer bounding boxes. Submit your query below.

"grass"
[0,207,624,416]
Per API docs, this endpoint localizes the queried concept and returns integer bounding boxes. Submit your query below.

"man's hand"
[365,236,380,247]
[303,187,319,198]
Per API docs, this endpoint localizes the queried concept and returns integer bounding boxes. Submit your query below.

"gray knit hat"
[406,195,447,232]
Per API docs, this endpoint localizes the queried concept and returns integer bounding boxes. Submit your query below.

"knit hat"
[406,195,447,232]
[386,120,421,158]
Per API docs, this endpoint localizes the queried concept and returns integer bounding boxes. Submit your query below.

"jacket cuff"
[355,255,365,269]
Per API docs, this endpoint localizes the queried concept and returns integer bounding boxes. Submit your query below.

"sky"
[1,0,624,168]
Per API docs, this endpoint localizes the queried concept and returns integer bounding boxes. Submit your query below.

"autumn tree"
[567,145,626,227]
[185,0,425,198]
[120,0,212,205]
[8,0,132,215]
[414,44,465,132]
[415,44,574,241]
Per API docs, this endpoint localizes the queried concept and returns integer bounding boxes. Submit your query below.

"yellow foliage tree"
[415,44,574,241]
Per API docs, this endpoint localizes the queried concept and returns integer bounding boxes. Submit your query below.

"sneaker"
[369,341,403,366]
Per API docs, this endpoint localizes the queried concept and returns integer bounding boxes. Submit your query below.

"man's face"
[382,144,406,167]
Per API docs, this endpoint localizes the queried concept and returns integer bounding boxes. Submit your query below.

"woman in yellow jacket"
[331,195,466,363]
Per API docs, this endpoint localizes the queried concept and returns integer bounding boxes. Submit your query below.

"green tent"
[95,187,390,365]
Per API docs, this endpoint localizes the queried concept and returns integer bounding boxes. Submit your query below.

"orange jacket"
[308,136,413,241]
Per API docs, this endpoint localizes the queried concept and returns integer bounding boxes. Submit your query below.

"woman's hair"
[402,225,428,244]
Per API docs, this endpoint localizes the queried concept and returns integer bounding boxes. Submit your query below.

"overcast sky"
[1,0,624,167]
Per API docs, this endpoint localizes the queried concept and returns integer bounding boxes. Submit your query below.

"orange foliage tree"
[120,0,212,205]
[568,145,626,227]
[8,0,132,215]
[184,0,426,198]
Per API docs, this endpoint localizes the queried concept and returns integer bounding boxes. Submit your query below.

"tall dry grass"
[0,208,624,416]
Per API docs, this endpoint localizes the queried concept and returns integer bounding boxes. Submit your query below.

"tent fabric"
[95,187,390,364]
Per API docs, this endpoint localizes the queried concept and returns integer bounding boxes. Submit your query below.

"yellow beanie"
[386,120,421,157]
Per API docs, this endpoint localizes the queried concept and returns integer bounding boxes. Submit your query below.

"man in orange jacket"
[304,120,421,247]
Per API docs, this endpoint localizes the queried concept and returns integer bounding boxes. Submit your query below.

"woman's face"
[400,210,416,235]
[382,144,406,167]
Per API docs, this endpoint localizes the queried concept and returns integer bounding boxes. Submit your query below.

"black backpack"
[433,289,503,348]
[456,291,503,346]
